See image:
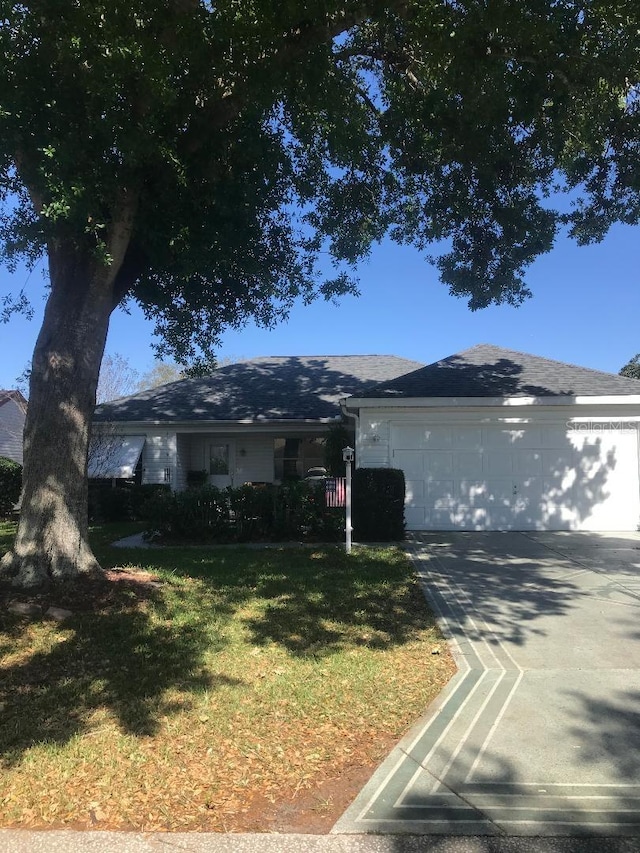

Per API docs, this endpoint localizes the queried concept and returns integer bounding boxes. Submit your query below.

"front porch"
[173,427,341,490]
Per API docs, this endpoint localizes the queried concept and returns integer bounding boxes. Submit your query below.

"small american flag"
[325,477,346,507]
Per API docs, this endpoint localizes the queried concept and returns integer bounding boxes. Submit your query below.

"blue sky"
[0,221,638,389]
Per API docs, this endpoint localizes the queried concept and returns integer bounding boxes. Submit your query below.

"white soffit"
[343,395,640,408]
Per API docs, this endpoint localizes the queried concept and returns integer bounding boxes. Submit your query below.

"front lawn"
[0,522,454,832]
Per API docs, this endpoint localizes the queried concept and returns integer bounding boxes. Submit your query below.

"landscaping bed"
[0,521,455,832]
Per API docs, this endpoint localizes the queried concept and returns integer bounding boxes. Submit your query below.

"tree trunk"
[1,244,117,588]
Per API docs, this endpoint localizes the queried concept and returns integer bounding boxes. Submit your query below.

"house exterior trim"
[343,395,640,410]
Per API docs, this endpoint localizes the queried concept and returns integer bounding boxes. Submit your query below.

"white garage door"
[390,423,640,531]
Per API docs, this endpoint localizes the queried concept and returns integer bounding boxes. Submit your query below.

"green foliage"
[353,468,405,542]
[3,3,640,358]
[324,422,354,476]
[143,482,343,544]
[0,457,21,517]
[186,469,208,488]
[620,354,640,380]
[88,482,169,523]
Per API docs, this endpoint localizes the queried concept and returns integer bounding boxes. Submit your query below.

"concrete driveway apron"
[333,531,640,837]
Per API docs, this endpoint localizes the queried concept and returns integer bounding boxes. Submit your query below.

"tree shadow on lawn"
[0,571,242,767]
[238,547,437,657]
[0,540,440,765]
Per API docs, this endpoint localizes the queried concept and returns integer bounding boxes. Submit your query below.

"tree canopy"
[620,354,640,380]
[2,1,639,359]
[2,1,640,587]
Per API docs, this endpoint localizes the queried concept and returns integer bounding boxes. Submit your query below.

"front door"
[208,441,235,489]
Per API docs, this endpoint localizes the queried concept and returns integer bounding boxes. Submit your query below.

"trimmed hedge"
[324,422,354,476]
[186,469,208,488]
[88,482,170,523]
[0,456,22,517]
[352,467,405,541]
[143,481,344,543]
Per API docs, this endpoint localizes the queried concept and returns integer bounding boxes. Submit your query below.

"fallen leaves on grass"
[0,542,455,832]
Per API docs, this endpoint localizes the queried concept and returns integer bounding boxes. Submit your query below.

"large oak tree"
[1,1,639,587]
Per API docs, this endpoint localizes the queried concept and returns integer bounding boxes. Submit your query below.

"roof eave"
[93,416,343,430]
[342,394,640,409]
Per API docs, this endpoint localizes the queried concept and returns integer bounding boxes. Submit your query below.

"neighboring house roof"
[0,390,27,413]
[354,344,640,399]
[94,355,424,423]
[0,389,27,465]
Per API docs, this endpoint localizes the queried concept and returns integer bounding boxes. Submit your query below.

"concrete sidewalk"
[334,532,640,837]
[2,831,639,853]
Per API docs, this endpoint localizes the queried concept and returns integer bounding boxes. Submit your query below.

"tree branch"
[182,3,405,151]
[355,85,382,117]
[14,150,45,215]
[485,43,571,87]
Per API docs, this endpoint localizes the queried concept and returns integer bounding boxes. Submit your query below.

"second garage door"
[390,422,640,531]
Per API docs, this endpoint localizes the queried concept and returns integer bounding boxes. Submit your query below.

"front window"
[274,437,325,481]
[209,444,229,475]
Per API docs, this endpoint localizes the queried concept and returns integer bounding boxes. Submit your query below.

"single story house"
[91,355,422,489]
[93,345,640,532]
[0,389,27,465]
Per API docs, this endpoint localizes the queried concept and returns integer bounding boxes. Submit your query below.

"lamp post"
[342,446,354,554]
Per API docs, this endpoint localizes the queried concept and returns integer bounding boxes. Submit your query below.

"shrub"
[0,456,22,516]
[143,481,344,543]
[144,485,231,542]
[88,482,170,523]
[129,484,171,520]
[186,469,208,488]
[324,422,354,476]
[93,485,131,522]
[227,483,275,541]
[352,468,405,542]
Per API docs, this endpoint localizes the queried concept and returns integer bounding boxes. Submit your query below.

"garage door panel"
[424,452,454,477]
[514,450,543,474]
[541,426,572,449]
[391,426,452,449]
[459,480,491,505]
[426,479,455,501]
[453,451,483,476]
[489,505,517,529]
[429,506,489,530]
[509,427,543,448]
[393,450,424,478]
[485,452,513,475]
[405,506,427,527]
[405,480,425,505]
[541,450,578,481]
[390,421,640,532]
[452,427,483,449]
[486,481,513,505]
[483,429,524,449]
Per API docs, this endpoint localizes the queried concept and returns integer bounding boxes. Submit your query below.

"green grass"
[0,521,454,831]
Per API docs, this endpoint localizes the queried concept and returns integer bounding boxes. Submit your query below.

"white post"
[345,458,352,554]
[342,446,354,554]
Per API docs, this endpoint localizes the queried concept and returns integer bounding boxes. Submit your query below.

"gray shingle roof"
[94,355,424,423]
[356,344,640,399]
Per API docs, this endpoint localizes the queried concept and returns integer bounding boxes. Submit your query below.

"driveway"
[333,531,640,837]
